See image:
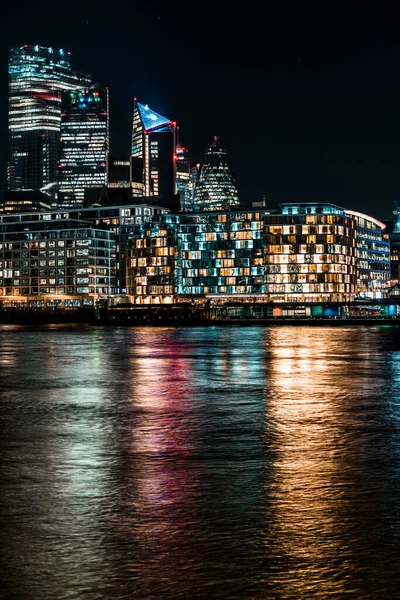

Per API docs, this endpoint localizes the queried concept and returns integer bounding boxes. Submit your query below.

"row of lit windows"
[0,286,110,295]
[265,254,356,264]
[131,286,174,295]
[266,225,350,235]
[266,283,353,293]
[265,244,354,254]
[132,247,174,257]
[265,274,352,283]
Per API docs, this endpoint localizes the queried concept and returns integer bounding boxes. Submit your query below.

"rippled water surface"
[1,325,400,599]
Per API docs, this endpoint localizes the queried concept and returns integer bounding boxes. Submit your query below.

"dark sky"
[2,1,400,219]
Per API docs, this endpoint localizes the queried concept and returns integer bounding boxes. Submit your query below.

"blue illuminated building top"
[136,102,172,131]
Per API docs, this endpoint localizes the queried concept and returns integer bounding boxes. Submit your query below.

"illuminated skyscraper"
[192,136,239,211]
[59,88,109,207]
[8,45,92,191]
[130,99,176,198]
[189,164,199,205]
[175,146,192,210]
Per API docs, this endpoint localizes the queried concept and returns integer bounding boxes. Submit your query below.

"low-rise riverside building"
[126,203,391,305]
[0,218,117,308]
[345,210,390,298]
[0,201,390,308]
[126,203,368,304]
[0,202,169,295]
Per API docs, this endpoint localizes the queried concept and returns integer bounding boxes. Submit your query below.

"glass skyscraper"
[8,45,92,192]
[130,99,176,198]
[192,136,239,211]
[59,88,109,207]
[175,146,192,210]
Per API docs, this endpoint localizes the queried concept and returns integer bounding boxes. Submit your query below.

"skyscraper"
[130,99,176,198]
[8,45,92,192]
[192,136,239,211]
[59,88,109,207]
[175,146,192,210]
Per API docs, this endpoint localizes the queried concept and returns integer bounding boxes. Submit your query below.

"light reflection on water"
[1,325,400,599]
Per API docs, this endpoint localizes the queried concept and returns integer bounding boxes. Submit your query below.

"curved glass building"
[192,136,239,211]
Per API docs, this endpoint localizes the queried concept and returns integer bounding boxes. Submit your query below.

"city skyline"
[2,3,400,219]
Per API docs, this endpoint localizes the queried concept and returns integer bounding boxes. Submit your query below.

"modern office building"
[189,164,199,206]
[59,88,109,207]
[0,202,170,297]
[8,45,92,192]
[345,210,390,298]
[108,155,131,188]
[389,238,400,286]
[130,99,177,198]
[264,203,357,303]
[127,217,178,303]
[127,203,361,304]
[175,146,192,211]
[0,218,117,307]
[192,136,239,211]
[1,190,53,213]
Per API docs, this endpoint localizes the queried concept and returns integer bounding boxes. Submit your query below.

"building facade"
[1,190,53,213]
[0,219,116,307]
[59,88,109,207]
[108,155,131,188]
[126,203,359,304]
[192,136,239,211]
[0,202,170,298]
[127,217,177,304]
[0,202,389,307]
[131,100,176,198]
[8,45,91,192]
[175,146,192,211]
[345,210,390,298]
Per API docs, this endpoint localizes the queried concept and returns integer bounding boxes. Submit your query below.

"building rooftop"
[136,101,172,132]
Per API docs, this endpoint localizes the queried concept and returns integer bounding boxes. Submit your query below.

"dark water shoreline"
[1,310,400,327]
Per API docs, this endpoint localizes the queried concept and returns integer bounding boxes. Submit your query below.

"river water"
[1,325,400,599]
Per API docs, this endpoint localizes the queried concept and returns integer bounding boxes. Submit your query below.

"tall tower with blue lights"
[130,99,177,198]
[7,45,92,192]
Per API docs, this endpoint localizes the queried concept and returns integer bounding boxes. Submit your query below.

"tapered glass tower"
[192,136,239,210]
[130,99,176,198]
[8,45,91,191]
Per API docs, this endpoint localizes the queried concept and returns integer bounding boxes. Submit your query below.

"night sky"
[2,1,400,219]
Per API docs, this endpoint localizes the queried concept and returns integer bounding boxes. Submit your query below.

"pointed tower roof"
[192,136,239,211]
[136,101,172,132]
[208,135,225,152]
